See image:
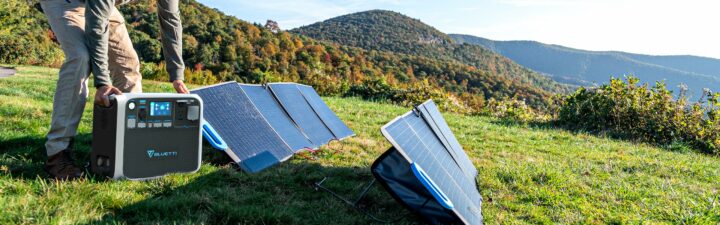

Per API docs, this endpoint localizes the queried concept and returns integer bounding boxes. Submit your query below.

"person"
[39,0,188,180]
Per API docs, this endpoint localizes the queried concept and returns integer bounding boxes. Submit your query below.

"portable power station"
[91,93,203,180]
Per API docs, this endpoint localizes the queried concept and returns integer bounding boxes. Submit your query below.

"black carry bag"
[371,147,462,225]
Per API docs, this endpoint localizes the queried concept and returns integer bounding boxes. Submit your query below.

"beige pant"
[41,0,142,156]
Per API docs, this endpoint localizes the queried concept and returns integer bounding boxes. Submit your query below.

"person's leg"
[107,7,142,93]
[41,0,91,157]
[40,0,89,180]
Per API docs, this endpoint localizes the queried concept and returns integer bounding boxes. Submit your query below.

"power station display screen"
[150,102,172,116]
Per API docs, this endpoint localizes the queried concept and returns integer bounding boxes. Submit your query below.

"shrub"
[141,62,218,85]
[140,62,161,80]
[395,79,447,107]
[481,98,550,123]
[558,76,720,154]
[346,78,400,102]
[184,68,218,85]
[0,1,63,67]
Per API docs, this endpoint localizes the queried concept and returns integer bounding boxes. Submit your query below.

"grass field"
[1,66,719,224]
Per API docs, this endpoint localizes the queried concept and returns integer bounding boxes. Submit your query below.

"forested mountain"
[0,1,563,112]
[451,34,720,100]
[291,10,570,94]
[293,10,453,60]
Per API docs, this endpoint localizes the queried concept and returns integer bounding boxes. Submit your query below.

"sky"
[197,0,720,59]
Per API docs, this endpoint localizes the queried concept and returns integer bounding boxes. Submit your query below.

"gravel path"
[0,67,17,78]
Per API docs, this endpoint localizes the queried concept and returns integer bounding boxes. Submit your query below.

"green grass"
[1,66,719,224]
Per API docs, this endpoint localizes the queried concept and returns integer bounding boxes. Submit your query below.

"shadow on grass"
[1,133,418,223]
[85,159,419,225]
[0,133,93,179]
[0,132,246,180]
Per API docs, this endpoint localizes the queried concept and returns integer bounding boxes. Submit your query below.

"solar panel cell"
[268,83,335,145]
[239,84,317,151]
[297,84,355,140]
[417,101,479,180]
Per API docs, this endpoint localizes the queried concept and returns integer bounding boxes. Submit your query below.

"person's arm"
[157,0,188,93]
[85,0,123,106]
[87,0,188,97]
[85,0,115,89]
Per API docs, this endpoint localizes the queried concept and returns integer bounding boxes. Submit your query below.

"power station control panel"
[125,98,201,130]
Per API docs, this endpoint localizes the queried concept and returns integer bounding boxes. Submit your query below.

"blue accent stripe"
[411,162,454,210]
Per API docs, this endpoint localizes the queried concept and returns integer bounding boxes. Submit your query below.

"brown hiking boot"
[45,149,84,180]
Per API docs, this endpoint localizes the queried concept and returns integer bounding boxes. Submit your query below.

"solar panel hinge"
[412,107,422,117]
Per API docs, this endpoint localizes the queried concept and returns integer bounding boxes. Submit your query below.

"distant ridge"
[292,10,571,94]
[451,34,720,99]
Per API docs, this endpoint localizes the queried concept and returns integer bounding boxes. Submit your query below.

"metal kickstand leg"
[314,177,408,223]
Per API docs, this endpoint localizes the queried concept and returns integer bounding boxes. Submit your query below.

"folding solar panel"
[191,82,294,173]
[239,84,318,152]
[373,99,483,225]
[267,83,335,145]
[193,82,354,173]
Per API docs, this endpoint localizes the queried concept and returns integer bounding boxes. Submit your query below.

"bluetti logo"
[146,149,178,158]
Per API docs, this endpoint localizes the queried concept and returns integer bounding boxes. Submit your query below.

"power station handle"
[201,120,228,150]
[411,162,455,210]
[95,94,117,108]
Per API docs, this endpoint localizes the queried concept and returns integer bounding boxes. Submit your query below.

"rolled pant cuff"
[45,138,72,156]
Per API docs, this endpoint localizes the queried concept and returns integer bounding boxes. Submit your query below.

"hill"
[451,34,720,100]
[292,10,454,60]
[291,10,571,94]
[2,66,719,224]
[0,1,559,112]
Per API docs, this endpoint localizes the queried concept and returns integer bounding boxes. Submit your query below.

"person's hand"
[173,80,189,94]
[95,85,122,107]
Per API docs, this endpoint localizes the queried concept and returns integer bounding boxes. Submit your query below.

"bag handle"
[201,120,228,150]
